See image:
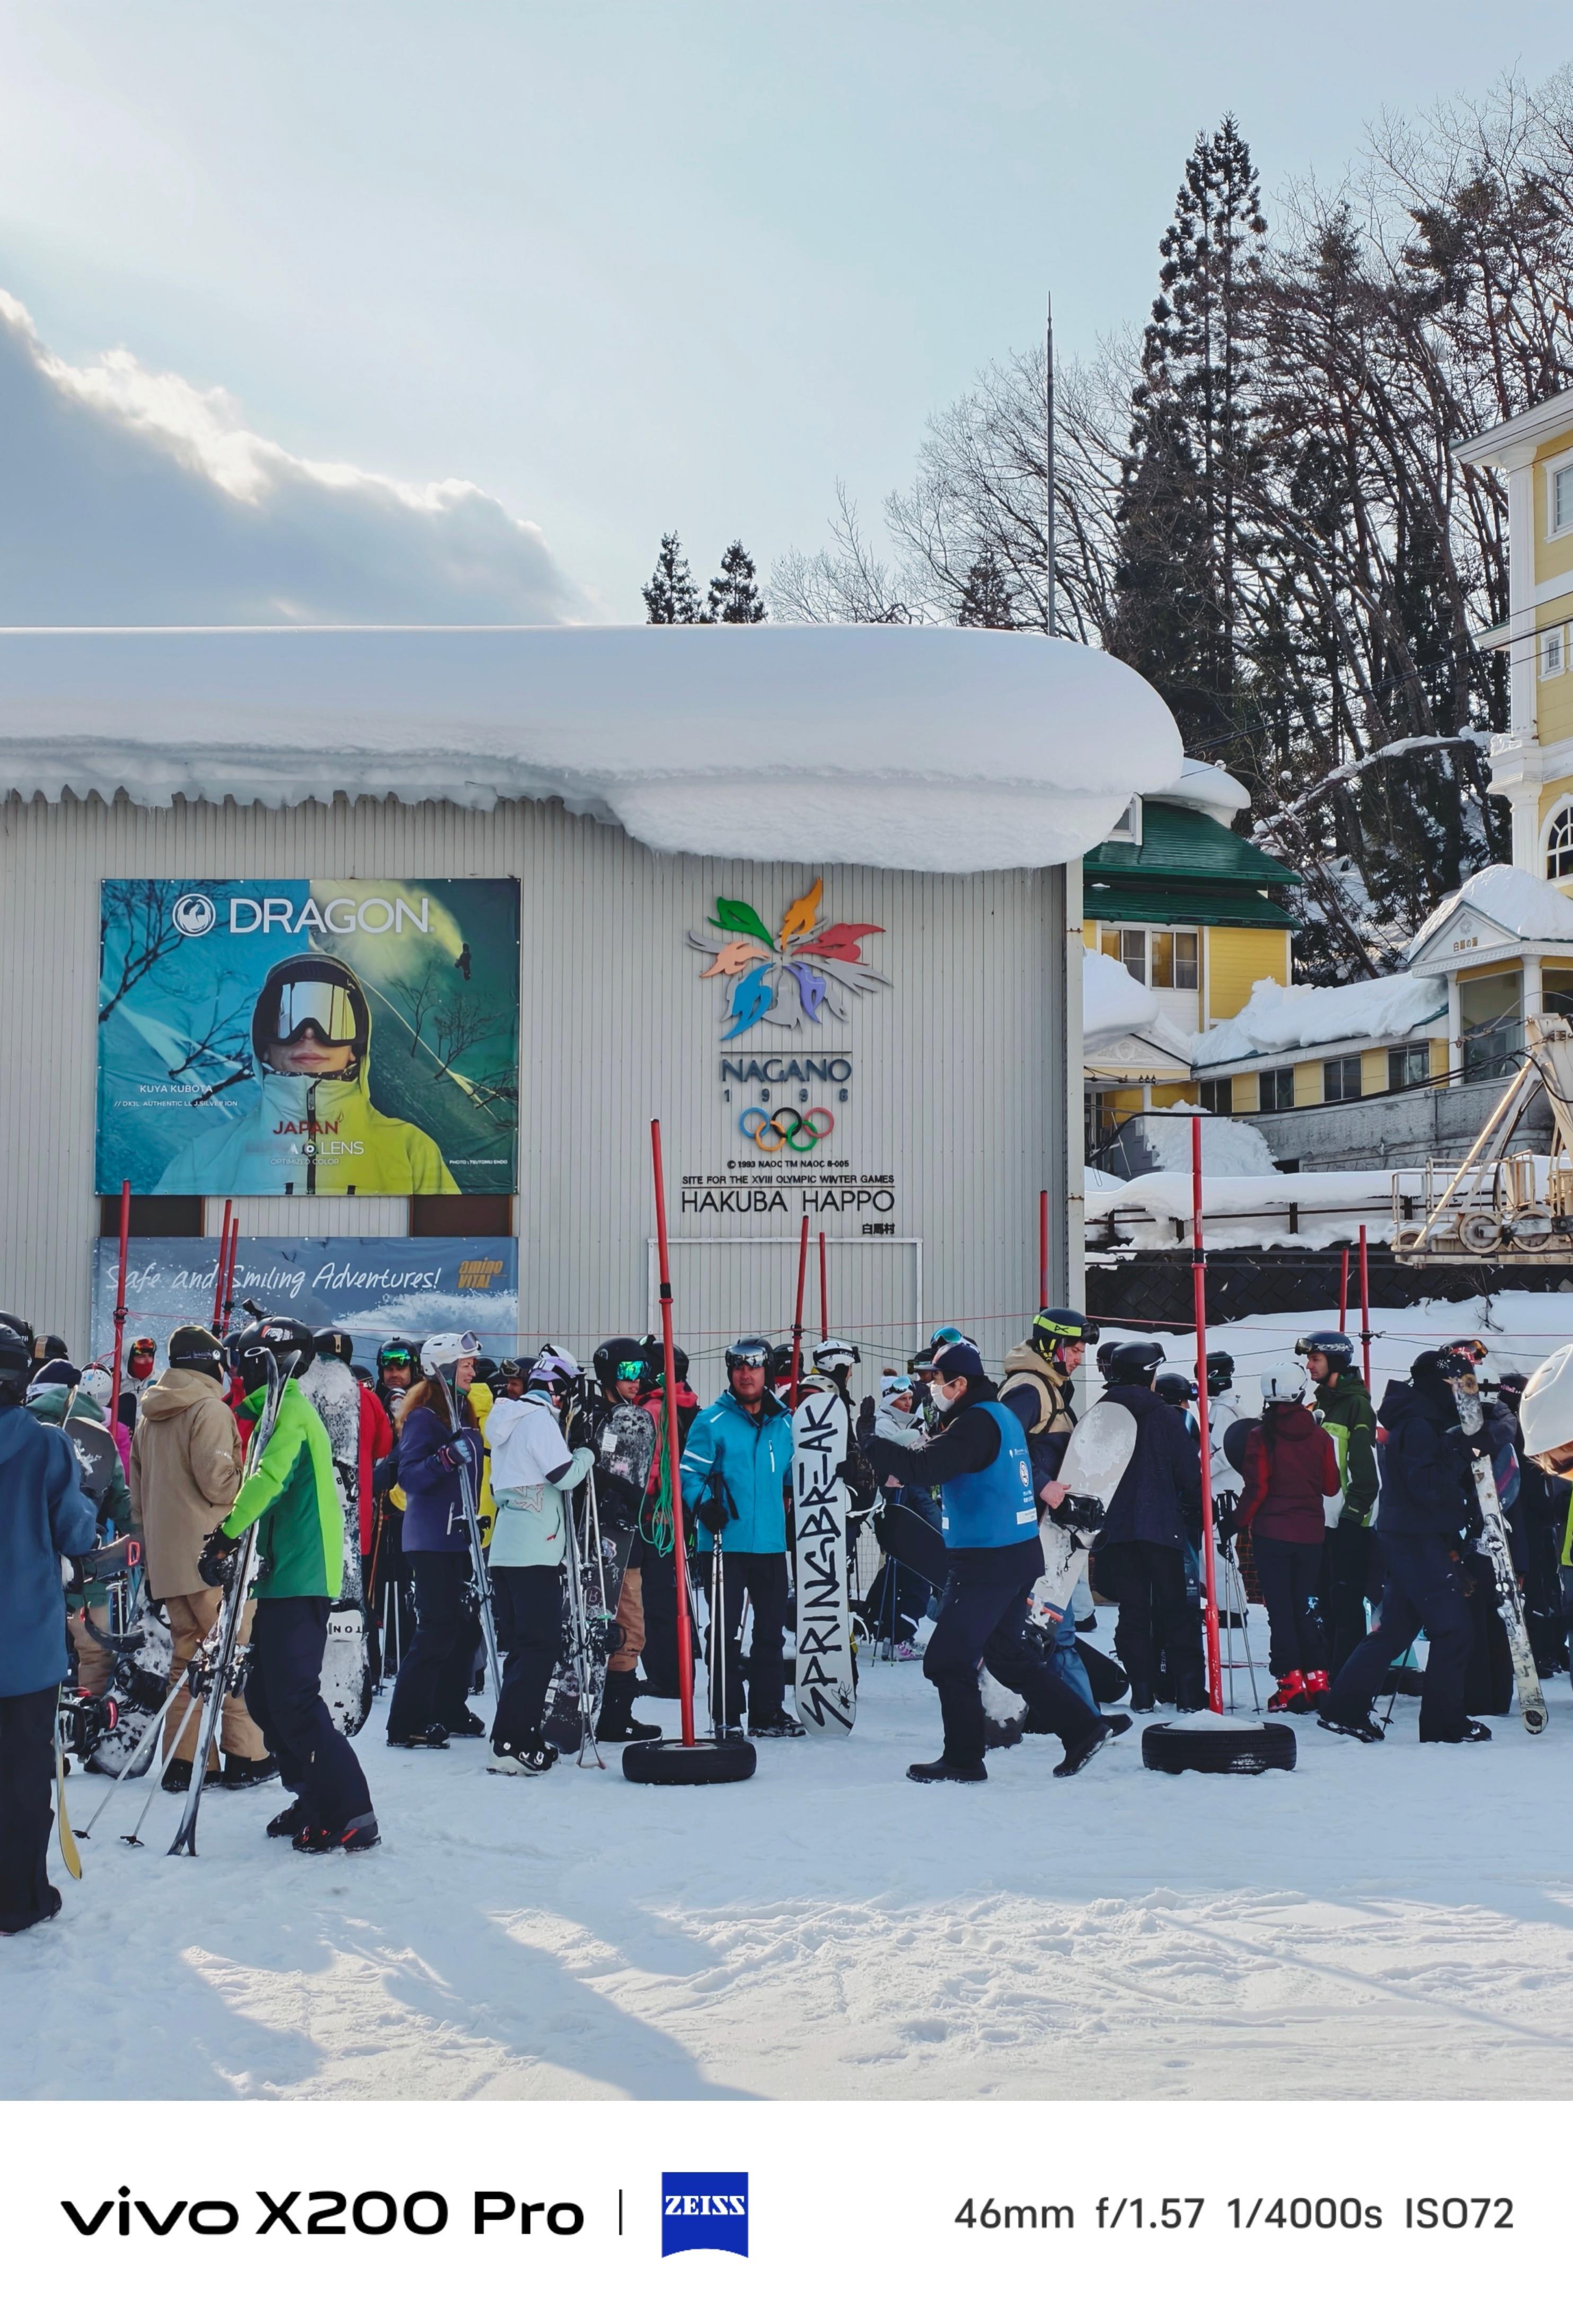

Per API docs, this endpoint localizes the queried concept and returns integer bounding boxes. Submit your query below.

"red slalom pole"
[818,1230,828,1342]
[1338,1248,1349,1336]
[1358,1223,1372,1388]
[222,1212,241,1330]
[1191,1117,1223,1715]
[109,1179,131,1442]
[211,1200,233,1330]
[650,1119,696,1749]
[1039,1189,1049,1313]
[789,1214,810,1408]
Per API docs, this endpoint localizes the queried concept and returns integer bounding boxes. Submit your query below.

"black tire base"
[622,1736,757,1785]
[1141,1719,1297,1775]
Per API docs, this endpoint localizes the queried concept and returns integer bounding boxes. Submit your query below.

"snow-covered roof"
[1408,864,1573,957]
[0,622,1181,875]
[1155,758,1253,824]
[1086,1166,1400,1251]
[1192,970,1446,1069]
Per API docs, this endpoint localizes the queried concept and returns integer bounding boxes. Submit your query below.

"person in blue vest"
[0,1322,95,1934]
[679,1334,802,1739]
[878,1341,1112,1784]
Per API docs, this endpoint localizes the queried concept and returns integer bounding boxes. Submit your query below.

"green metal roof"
[1083,878,1296,929]
[1083,802,1300,890]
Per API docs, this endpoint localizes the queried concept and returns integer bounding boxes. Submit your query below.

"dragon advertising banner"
[95,878,519,1198]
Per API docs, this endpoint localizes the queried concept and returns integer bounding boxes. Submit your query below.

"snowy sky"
[0,1,1567,623]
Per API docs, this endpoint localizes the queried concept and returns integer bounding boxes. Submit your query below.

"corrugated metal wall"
[1,791,1074,1394]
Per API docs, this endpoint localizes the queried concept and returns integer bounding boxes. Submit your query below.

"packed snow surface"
[1191,972,1445,1069]
[0,623,1181,873]
[13,1632,1573,2102]
[1118,1105,1277,1177]
[1409,862,1573,952]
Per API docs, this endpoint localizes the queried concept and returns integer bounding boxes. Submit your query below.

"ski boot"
[293,1813,381,1854]
[487,1730,558,1776]
[1421,1720,1493,1743]
[749,1712,806,1739]
[1316,1705,1384,1742]
[905,1756,987,1784]
[386,1723,449,1749]
[1053,1719,1111,1779]
[1267,1669,1308,1713]
[1303,1669,1331,1702]
[160,1757,195,1793]
[595,1670,661,1744]
[219,1753,279,1789]
[266,1800,308,1840]
[443,1708,488,1740]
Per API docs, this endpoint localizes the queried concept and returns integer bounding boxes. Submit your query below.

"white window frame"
[1546,801,1573,882]
[1542,623,1566,679]
[1106,797,1142,844]
[1550,460,1573,541]
[1099,920,1200,992]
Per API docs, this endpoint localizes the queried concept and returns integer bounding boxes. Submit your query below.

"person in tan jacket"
[129,1325,273,1790]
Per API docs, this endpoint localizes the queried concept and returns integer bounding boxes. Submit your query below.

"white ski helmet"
[1259,1358,1311,1405]
[1520,1341,1573,1458]
[420,1330,482,1376]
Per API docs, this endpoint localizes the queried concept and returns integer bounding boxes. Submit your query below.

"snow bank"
[1409,862,1573,952]
[1088,1165,1396,1249]
[1125,1104,1276,1177]
[0,623,1182,874]
[1192,970,1445,1069]
[1082,947,1162,1041]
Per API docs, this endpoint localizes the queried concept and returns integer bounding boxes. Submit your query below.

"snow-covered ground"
[13,1609,1573,2105]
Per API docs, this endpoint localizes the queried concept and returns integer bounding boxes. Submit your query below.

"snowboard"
[302,1359,372,1738]
[791,1381,856,1736]
[1033,1399,1139,1621]
[86,1598,173,1776]
[1470,1444,1548,1736]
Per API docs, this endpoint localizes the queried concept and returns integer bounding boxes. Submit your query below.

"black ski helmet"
[1295,1329,1355,1373]
[313,1327,354,1366]
[376,1338,421,1376]
[635,1332,687,1387]
[1206,1350,1235,1394]
[0,1322,30,1404]
[235,1315,316,1395]
[1154,1369,1196,1407]
[1106,1339,1165,1387]
[252,954,370,1070]
[1031,1307,1099,1360]
[593,1336,643,1394]
[726,1334,773,1375]
[770,1342,796,1386]
[1095,1341,1126,1381]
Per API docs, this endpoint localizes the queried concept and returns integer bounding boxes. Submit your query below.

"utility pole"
[1045,294,1056,639]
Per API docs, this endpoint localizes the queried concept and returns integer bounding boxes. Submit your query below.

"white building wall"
[1,791,1074,1393]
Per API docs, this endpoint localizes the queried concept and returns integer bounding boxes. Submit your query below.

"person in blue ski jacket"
[679,1334,800,1739]
[878,1341,1111,1784]
[0,1323,95,1934]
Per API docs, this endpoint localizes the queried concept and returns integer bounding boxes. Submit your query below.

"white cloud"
[0,291,585,623]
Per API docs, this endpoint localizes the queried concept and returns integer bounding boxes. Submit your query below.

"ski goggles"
[379,1346,416,1369]
[615,1359,646,1381]
[264,976,361,1045]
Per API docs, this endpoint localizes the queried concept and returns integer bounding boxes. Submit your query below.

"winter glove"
[198,1528,237,1589]
[438,1430,476,1471]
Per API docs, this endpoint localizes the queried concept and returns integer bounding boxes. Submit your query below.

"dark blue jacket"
[395,1399,486,1553]
[0,1400,96,1697]
[1374,1380,1474,1539]
[1097,1384,1202,1552]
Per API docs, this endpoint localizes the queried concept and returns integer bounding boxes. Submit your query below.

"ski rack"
[1393,1014,1573,1263]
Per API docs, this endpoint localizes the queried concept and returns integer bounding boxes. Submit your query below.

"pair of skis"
[1470,1447,1548,1736]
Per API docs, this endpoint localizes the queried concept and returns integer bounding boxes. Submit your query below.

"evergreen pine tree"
[706,540,767,623]
[956,550,1016,629]
[643,532,703,623]
[1110,116,1267,753]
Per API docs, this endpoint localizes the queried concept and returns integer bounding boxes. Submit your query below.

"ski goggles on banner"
[266,977,361,1045]
[615,1359,646,1381]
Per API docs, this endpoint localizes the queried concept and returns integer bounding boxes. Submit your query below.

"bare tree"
[769,483,912,623]
[98,879,190,1023]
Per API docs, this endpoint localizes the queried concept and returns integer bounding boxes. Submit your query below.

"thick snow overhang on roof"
[1407,864,1573,971]
[1145,756,1252,824]
[1191,970,1447,1070]
[0,622,1182,875]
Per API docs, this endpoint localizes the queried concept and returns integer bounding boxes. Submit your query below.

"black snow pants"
[924,1539,1102,1770]
[1320,1520,1377,1674]
[388,1552,482,1737]
[1323,1531,1474,1740]
[245,1598,373,1833]
[0,1687,58,1933]
[637,1544,683,1698]
[491,1565,565,1747]
[699,1549,788,1730]
[1102,1537,1206,1711]
[1253,1534,1328,1677]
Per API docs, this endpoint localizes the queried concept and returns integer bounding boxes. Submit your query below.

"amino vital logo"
[660,2172,748,2258]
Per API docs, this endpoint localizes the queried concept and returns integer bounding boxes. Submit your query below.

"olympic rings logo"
[738,1105,835,1152]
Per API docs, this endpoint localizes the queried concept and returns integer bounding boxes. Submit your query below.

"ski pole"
[123,1688,204,1846]
[76,1659,197,1839]
[211,1202,232,1331]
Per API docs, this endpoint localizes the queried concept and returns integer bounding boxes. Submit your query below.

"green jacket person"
[206,1317,378,1854]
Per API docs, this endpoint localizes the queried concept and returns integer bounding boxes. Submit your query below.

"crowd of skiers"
[3,1284,1571,1934]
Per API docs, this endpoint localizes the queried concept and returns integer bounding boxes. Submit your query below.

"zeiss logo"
[661,2173,748,2258]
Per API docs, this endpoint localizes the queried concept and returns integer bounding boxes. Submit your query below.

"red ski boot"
[1267,1669,1308,1713]
[1303,1669,1331,1701]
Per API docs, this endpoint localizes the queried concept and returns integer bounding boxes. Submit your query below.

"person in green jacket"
[202,1317,377,1854]
[1297,1329,1381,1674]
